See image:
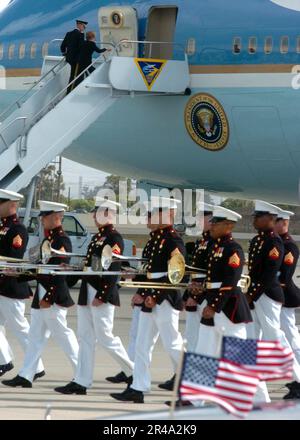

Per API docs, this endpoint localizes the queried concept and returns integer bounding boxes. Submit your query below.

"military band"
[0,195,300,405]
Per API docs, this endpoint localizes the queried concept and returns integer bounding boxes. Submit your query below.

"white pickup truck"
[18,208,137,270]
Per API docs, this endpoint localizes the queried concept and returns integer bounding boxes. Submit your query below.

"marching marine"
[275,209,300,399]
[183,202,214,352]
[55,197,134,395]
[0,189,44,379]
[195,206,252,357]
[159,203,214,395]
[247,200,300,401]
[2,201,79,388]
[110,196,186,403]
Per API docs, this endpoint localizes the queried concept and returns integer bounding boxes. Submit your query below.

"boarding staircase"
[0,41,190,192]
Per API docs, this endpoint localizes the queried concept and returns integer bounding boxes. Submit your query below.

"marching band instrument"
[41,240,87,265]
[0,255,30,264]
[101,244,148,270]
[0,243,252,293]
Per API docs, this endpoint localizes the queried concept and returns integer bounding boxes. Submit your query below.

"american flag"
[222,337,294,381]
[179,352,260,418]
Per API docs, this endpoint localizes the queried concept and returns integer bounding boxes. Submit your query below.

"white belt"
[191,274,206,280]
[206,282,222,289]
[147,272,167,279]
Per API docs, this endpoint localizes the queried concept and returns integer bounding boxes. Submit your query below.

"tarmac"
[0,287,298,420]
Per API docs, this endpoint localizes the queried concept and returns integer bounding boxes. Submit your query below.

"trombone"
[101,244,148,270]
[41,240,88,265]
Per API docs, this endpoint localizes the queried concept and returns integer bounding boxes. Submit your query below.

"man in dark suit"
[60,19,87,93]
[76,31,110,85]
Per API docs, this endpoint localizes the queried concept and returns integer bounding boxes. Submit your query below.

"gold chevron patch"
[228,252,240,268]
[284,252,294,265]
[12,234,23,248]
[112,244,121,255]
[269,247,280,260]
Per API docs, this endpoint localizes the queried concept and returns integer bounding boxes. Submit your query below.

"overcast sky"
[61,158,109,198]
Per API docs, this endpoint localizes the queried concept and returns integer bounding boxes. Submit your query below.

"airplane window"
[233,37,241,54]
[297,36,300,53]
[186,38,196,56]
[42,42,48,58]
[248,37,257,54]
[280,36,289,54]
[0,44,3,60]
[19,43,25,59]
[264,36,273,54]
[8,43,15,60]
[30,42,37,59]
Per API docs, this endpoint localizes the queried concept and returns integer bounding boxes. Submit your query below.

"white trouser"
[75,303,134,388]
[184,300,207,352]
[281,307,300,366]
[0,327,13,364]
[127,306,141,362]
[195,311,269,403]
[19,305,79,382]
[0,295,44,373]
[196,311,247,357]
[252,293,300,382]
[132,301,184,393]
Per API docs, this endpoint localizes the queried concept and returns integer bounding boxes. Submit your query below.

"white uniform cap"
[253,200,282,216]
[277,209,295,220]
[146,196,181,212]
[0,189,23,202]
[94,197,121,212]
[38,200,68,216]
[211,206,242,223]
[197,202,214,215]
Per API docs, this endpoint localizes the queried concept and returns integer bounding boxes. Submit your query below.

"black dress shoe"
[110,387,144,403]
[158,375,175,391]
[0,362,14,377]
[2,375,32,388]
[54,381,87,395]
[105,371,129,384]
[165,399,193,407]
[283,382,300,399]
[285,381,298,390]
[33,370,46,382]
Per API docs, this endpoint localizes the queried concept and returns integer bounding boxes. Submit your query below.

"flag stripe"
[181,391,248,418]
[218,367,260,384]
[181,383,254,406]
[216,379,257,394]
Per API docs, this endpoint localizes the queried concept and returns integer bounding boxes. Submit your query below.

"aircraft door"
[145,6,178,59]
[98,6,138,57]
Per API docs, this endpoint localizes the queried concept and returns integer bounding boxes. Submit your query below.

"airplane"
[0,0,300,204]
